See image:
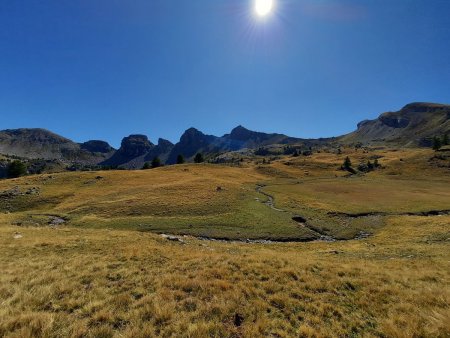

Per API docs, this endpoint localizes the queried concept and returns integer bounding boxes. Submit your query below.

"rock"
[13,232,22,239]
[160,234,185,243]
[25,187,40,195]
[49,217,66,226]
[0,186,21,198]
[354,231,371,240]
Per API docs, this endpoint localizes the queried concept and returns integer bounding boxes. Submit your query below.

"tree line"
[141,153,204,170]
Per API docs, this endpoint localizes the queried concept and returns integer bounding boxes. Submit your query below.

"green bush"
[7,160,27,178]
[194,153,204,163]
[176,154,185,164]
[151,157,162,168]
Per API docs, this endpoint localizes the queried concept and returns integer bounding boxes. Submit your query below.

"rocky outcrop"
[167,128,219,164]
[119,135,154,158]
[340,102,450,146]
[379,113,410,128]
[101,135,174,169]
[80,140,115,153]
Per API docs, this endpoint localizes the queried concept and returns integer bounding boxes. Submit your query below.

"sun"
[255,0,274,17]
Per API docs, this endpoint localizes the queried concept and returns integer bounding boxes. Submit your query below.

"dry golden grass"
[0,164,308,240]
[1,148,448,241]
[0,147,449,337]
[0,214,448,337]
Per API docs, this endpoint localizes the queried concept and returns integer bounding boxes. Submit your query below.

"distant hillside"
[98,126,312,168]
[165,126,318,165]
[340,103,450,146]
[1,102,448,171]
[0,128,114,163]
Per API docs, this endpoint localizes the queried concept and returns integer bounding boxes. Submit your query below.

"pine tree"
[194,153,204,163]
[442,133,449,146]
[7,160,27,178]
[432,136,442,151]
[176,154,185,164]
[142,162,151,170]
[151,157,161,168]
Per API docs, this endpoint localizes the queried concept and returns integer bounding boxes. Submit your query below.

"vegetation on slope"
[0,147,449,241]
[0,214,448,337]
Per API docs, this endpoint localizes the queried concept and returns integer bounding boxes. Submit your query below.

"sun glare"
[255,0,274,17]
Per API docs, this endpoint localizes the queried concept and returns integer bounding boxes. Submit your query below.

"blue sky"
[1,0,449,147]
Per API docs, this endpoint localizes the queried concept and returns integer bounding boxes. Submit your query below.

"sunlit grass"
[0,215,448,337]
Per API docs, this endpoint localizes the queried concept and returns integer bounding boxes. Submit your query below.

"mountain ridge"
[1,102,449,170]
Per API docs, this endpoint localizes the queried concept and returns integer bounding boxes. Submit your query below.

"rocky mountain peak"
[80,140,114,153]
[179,128,207,144]
[119,135,154,157]
[157,138,174,153]
[158,138,174,147]
[229,125,255,141]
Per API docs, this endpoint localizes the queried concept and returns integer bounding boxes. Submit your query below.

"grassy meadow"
[0,147,449,337]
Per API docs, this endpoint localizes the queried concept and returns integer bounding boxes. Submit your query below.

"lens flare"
[255,0,274,17]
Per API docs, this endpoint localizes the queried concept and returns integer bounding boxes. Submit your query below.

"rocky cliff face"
[119,135,154,158]
[340,102,450,146]
[80,140,115,154]
[166,128,219,164]
[101,135,174,169]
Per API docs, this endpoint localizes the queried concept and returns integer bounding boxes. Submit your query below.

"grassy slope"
[0,147,449,337]
[0,164,310,240]
[262,148,450,238]
[0,214,448,337]
[0,148,449,240]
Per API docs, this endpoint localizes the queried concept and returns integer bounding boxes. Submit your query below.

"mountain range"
[0,102,449,170]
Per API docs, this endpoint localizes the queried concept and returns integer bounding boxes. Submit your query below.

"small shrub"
[432,136,442,151]
[151,157,161,168]
[7,160,27,178]
[176,154,185,164]
[194,153,204,163]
